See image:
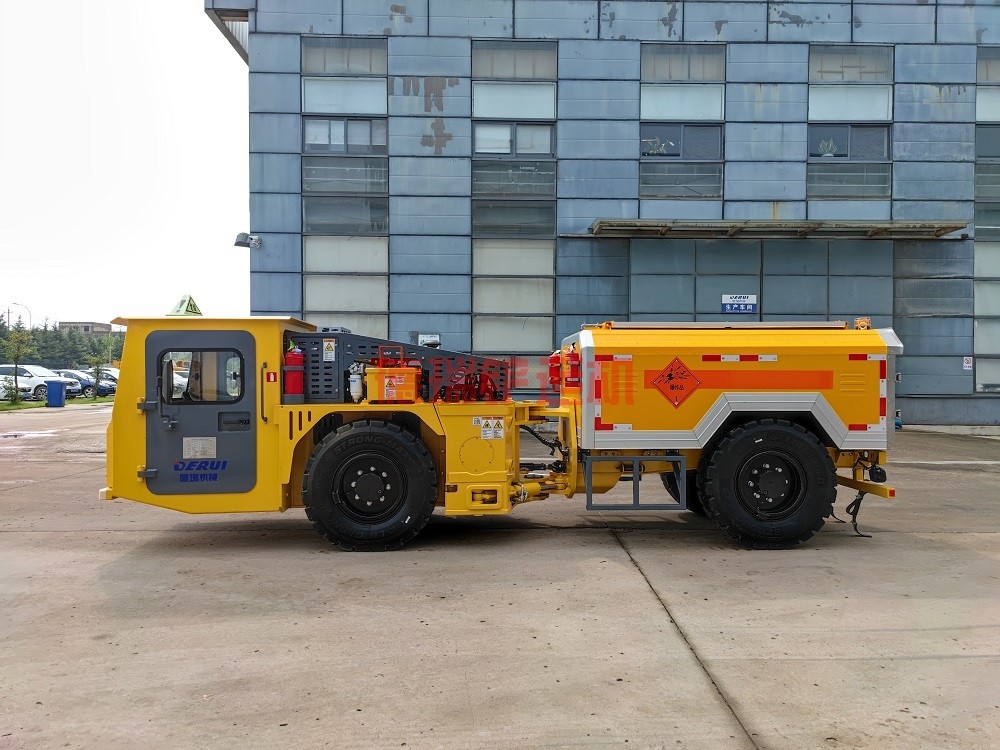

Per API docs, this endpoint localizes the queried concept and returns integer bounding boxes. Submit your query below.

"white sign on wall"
[722,294,758,314]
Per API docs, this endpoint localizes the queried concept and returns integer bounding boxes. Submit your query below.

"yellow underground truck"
[102,317,900,550]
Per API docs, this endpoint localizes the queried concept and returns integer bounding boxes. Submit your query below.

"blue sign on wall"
[722,294,758,314]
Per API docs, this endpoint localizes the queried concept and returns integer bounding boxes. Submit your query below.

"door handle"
[259,361,268,424]
[155,375,177,429]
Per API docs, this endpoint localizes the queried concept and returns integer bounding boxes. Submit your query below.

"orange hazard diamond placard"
[652,358,700,408]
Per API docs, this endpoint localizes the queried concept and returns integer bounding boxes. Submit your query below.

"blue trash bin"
[45,380,66,408]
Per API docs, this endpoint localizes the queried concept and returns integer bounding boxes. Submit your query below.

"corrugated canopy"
[587,219,969,240]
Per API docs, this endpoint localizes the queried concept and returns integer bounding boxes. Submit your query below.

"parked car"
[54,369,117,399]
[0,365,82,400]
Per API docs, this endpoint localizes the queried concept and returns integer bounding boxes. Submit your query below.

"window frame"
[638,122,724,200]
[301,37,388,77]
[159,349,245,406]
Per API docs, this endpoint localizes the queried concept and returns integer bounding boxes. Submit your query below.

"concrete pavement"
[1,404,997,749]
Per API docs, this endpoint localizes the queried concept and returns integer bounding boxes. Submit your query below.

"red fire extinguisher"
[283,342,305,401]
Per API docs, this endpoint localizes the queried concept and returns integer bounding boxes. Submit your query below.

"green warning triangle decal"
[167,295,203,316]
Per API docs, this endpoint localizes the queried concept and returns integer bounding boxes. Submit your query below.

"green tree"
[1,325,37,404]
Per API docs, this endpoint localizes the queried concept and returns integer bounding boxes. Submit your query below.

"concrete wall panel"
[726,44,808,83]
[892,122,975,163]
[724,161,807,201]
[250,192,301,233]
[683,2,767,42]
[390,312,472,351]
[724,201,807,220]
[695,240,761,274]
[894,278,974,316]
[250,153,301,194]
[428,0,513,38]
[763,276,828,315]
[726,84,808,123]
[895,45,977,85]
[388,116,471,157]
[390,235,471,274]
[557,120,639,160]
[631,239,696,275]
[852,4,936,44]
[389,157,470,196]
[250,113,302,153]
[630,275,695,313]
[767,3,851,43]
[558,159,638,199]
[557,276,629,315]
[894,84,976,124]
[640,200,724,220]
[558,79,640,120]
[557,198,638,234]
[559,40,640,79]
[389,76,470,117]
[390,274,471,312]
[725,123,807,162]
[892,162,974,202]
[556,237,629,275]
[388,37,470,77]
[514,0,599,39]
[249,234,303,273]
[343,0,429,36]
[599,1,682,41]
[250,72,301,113]
[390,196,471,234]
[895,240,975,279]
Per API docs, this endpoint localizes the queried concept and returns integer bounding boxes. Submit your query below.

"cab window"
[160,350,243,404]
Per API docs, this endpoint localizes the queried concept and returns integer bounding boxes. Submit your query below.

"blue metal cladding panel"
[389,157,471,197]
[389,313,472,351]
[725,123,807,162]
[726,84,808,123]
[808,201,892,221]
[695,276,762,315]
[938,5,1000,45]
[388,37,470,78]
[390,274,471,313]
[249,234,303,274]
[766,3,851,43]
[557,199,638,235]
[724,162,807,201]
[257,0,337,11]
[894,45,977,85]
[250,153,301,194]
[255,11,341,34]
[695,240,761,274]
[892,317,974,356]
[390,197,471,235]
[640,200,723,220]
[894,240,975,279]
[251,272,302,312]
[390,235,471,274]
[557,315,597,343]
[557,120,639,159]
[892,201,973,223]
[894,279,974,316]
[893,162,974,202]
[557,277,629,315]
[763,240,828,275]
[631,239,696,275]
[599,2,682,41]
[894,84,976,124]
[251,113,302,154]
[558,79,640,120]
[388,116,471,157]
[428,0,513,38]
[250,73,301,114]
[896,356,973,396]
[829,240,893,276]
[630,275,695,314]
[558,159,638,200]
[343,0,429,36]
[557,237,629,275]
[724,202,807,220]
[248,33,301,73]
[726,44,808,84]
[559,40,640,80]
[852,4,935,44]
[251,193,302,234]
[390,76,470,118]
[762,276,828,315]
[513,0,599,39]
[683,2,767,42]
[829,277,893,316]
[893,123,975,163]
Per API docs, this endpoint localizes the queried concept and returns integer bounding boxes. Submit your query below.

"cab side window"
[160,350,243,404]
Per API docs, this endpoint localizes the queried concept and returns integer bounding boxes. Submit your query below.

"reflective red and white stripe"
[701,354,778,362]
[847,353,888,432]
[593,353,632,432]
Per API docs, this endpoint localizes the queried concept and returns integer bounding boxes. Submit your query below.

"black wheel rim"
[735,450,807,521]
[332,451,407,524]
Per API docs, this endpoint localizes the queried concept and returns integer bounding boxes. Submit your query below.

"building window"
[472,82,556,120]
[303,157,388,194]
[808,45,893,200]
[472,40,557,80]
[303,118,387,154]
[302,197,388,235]
[472,161,556,198]
[639,45,724,200]
[806,124,890,198]
[302,37,387,76]
[639,123,723,198]
[473,123,554,157]
[471,201,556,237]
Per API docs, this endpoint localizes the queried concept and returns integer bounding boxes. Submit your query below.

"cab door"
[144,330,257,495]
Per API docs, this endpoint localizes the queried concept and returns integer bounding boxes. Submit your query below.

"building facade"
[206,0,1000,424]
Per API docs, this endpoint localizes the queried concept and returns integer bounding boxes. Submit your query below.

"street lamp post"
[10,302,32,331]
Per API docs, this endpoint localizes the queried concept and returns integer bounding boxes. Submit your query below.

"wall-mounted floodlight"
[234,233,262,248]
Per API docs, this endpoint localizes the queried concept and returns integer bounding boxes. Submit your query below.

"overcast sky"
[0,2,250,328]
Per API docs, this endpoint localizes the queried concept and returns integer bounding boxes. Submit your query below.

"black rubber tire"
[700,419,836,549]
[82,386,96,399]
[302,420,438,551]
[661,471,707,516]
[33,385,47,400]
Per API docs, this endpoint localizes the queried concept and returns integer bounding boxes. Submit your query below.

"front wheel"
[82,386,96,398]
[701,419,836,549]
[33,385,47,400]
[303,420,438,551]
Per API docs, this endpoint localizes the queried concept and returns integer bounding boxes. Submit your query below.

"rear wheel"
[303,420,438,551]
[82,386,96,398]
[661,471,707,516]
[701,419,836,549]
